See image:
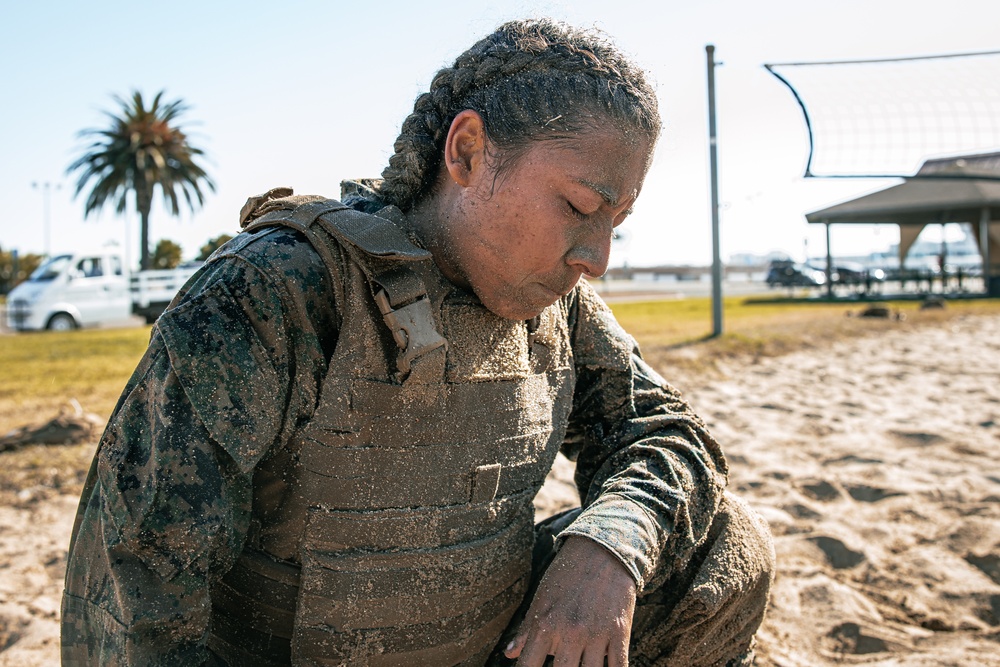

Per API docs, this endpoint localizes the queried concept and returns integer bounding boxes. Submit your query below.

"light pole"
[32,181,61,257]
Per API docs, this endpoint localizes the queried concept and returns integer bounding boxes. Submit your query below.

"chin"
[474,281,565,321]
[480,294,552,321]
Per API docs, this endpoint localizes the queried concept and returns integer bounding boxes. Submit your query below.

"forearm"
[563,285,727,591]
[564,365,726,590]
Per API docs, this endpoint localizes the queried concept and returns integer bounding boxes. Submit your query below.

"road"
[591,278,776,302]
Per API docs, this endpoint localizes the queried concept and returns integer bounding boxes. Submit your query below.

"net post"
[707,44,723,337]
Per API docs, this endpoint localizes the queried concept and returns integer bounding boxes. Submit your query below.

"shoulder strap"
[239,189,445,381]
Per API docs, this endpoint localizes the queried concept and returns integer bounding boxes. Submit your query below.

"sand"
[2,312,999,665]
[686,312,1000,666]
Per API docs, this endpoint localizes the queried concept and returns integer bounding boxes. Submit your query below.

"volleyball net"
[765,50,1000,180]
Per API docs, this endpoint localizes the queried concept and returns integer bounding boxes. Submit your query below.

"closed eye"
[567,200,588,220]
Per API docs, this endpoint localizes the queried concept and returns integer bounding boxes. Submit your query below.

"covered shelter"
[806,152,1000,296]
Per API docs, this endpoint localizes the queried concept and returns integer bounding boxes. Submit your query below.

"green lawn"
[0,327,151,434]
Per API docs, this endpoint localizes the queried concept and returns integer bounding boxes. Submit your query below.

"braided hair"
[377,18,661,211]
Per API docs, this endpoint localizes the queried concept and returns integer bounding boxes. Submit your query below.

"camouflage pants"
[486,493,775,667]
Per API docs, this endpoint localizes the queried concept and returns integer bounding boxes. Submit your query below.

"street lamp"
[31,181,61,257]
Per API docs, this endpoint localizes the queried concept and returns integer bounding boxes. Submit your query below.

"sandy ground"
[2,313,999,665]
[688,313,1000,666]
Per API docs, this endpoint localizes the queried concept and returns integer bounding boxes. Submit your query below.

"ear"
[443,110,488,188]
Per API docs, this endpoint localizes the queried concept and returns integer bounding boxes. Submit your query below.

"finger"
[516,630,554,667]
[552,642,584,667]
[607,634,629,667]
[580,639,609,667]
[504,633,527,659]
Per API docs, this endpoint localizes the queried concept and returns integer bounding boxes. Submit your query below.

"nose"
[566,229,612,278]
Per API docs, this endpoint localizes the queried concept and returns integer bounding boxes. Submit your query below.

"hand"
[504,535,637,666]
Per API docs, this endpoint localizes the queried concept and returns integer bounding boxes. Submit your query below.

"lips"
[547,274,583,298]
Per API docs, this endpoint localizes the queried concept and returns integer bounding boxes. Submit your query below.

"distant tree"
[0,246,43,295]
[197,233,233,261]
[150,239,183,270]
[67,90,215,271]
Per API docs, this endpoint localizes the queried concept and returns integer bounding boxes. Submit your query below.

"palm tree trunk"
[138,190,152,271]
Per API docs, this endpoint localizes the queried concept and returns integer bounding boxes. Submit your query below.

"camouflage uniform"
[61,189,773,666]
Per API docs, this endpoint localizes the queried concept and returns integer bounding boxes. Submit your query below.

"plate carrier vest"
[207,191,576,666]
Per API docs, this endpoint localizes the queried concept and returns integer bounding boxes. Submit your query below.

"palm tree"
[67,90,215,270]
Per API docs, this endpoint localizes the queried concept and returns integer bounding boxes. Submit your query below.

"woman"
[62,19,773,667]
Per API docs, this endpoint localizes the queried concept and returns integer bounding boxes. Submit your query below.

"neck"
[403,193,469,291]
[405,196,438,248]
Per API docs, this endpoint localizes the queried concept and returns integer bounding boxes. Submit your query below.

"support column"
[825,222,833,298]
[981,207,994,296]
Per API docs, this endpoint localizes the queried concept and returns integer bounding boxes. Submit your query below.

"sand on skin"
[2,313,999,665]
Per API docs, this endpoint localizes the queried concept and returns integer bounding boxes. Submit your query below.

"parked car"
[6,249,199,331]
[806,262,885,285]
[765,260,827,288]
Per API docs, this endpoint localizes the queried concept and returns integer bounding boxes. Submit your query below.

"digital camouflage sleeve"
[61,229,336,665]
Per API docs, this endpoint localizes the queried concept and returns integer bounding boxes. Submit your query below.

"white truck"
[5,249,200,331]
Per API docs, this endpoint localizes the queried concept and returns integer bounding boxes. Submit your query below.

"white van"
[6,250,199,331]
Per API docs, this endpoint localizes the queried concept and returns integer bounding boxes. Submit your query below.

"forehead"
[533,127,652,161]
[506,128,653,194]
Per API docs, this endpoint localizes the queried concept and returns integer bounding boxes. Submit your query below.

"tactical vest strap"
[239,190,445,381]
[288,199,350,228]
[371,266,446,377]
[314,207,429,261]
[307,206,446,381]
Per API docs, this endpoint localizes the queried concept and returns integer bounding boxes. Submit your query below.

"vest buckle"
[374,290,447,374]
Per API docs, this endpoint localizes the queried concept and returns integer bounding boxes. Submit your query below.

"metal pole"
[940,222,948,292]
[706,45,723,337]
[825,223,833,298]
[32,181,60,257]
[981,207,991,294]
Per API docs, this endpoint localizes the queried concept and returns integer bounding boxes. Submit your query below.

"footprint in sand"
[808,535,868,569]
[889,430,945,446]
[965,553,1000,586]
[0,608,30,652]
[825,621,900,655]
[844,484,904,503]
[799,479,841,502]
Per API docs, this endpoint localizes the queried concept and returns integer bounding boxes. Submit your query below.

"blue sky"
[2,0,998,268]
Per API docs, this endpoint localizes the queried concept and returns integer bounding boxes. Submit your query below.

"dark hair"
[376,18,661,211]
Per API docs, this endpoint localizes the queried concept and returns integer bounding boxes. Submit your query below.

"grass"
[0,327,151,434]
[1,295,999,498]
[0,326,152,503]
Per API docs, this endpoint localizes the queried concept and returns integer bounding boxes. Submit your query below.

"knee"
[718,491,776,600]
[645,491,775,607]
[630,493,775,666]
[675,492,775,623]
